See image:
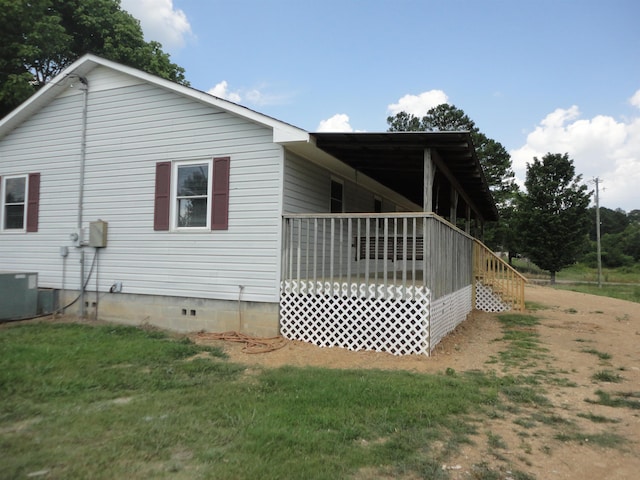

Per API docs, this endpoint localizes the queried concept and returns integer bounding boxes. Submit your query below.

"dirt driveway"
[195,284,640,480]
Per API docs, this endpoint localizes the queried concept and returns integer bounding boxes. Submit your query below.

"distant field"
[508,259,640,303]
[552,283,640,303]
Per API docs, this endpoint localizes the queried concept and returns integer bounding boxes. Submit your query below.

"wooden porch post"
[423,148,435,352]
[423,148,435,213]
[450,189,459,224]
[465,204,471,234]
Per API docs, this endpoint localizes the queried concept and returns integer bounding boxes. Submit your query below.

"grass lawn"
[510,259,640,303]
[553,282,640,303]
[1,323,502,479]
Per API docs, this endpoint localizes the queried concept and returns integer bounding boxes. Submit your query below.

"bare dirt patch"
[193,284,640,480]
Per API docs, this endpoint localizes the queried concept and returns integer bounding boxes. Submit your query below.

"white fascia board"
[273,126,310,143]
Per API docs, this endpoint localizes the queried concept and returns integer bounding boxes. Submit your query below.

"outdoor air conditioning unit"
[0,272,38,320]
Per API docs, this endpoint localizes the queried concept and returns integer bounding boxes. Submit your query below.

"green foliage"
[0,0,188,117]
[514,153,592,282]
[576,412,620,424]
[586,390,640,409]
[591,370,623,383]
[588,206,629,240]
[574,208,640,268]
[498,314,540,328]
[580,348,612,361]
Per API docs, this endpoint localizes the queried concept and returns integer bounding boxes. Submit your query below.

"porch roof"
[311,131,499,221]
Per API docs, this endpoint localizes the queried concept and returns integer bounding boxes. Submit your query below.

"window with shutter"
[1,173,39,232]
[154,158,230,231]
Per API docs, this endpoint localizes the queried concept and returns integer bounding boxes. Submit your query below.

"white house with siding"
[0,55,524,355]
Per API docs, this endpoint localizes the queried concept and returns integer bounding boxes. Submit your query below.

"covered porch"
[280,213,525,355]
[279,132,525,355]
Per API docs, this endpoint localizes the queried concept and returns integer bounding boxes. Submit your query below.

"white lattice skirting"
[280,280,431,355]
[429,285,473,351]
[475,280,511,312]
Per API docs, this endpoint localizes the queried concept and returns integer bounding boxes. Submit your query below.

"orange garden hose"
[195,331,287,354]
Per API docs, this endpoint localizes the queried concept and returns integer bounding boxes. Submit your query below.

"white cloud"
[207,81,242,103]
[121,0,193,51]
[630,89,640,108]
[387,90,449,117]
[206,81,289,107]
[317,114,354,132]
[510,100,640,211]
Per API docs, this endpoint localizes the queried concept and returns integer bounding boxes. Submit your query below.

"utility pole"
[593,177,602,288]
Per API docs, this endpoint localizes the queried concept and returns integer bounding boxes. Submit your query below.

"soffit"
[311,131,499,221]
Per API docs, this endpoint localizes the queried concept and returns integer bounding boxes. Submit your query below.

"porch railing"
[473,240,527,311]
[280,213,525,355]
[281,213,474,300]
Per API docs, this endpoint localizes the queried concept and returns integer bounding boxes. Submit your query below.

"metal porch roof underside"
[312,131,499,222]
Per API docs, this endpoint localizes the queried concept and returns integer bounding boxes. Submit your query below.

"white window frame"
[1,174,28,232]
[171,160,213,231]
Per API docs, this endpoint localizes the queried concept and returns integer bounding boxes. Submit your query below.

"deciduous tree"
[515,153,592,283]
[0,0,188,118]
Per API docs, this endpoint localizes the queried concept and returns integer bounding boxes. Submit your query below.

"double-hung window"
[154,157,230,231]
[3,175,26,229]
[0,173,40,232]
[175,162,211,228]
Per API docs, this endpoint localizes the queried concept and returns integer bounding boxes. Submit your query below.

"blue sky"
[121,0,639,211]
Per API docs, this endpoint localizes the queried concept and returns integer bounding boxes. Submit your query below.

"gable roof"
[0,55,498,221]
[0,54,309,144]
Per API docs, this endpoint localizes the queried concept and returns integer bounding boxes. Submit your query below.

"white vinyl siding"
[283,152,398,215]
[0,67,283,303]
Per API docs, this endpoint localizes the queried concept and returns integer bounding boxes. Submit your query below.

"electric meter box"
[0,272,38,320]
[89,220,108,248]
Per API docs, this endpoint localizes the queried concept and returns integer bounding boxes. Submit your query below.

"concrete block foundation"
[59,290,280,337]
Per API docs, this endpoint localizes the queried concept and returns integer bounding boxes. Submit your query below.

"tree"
[587,206,629,241]
[515,153,592,283]
[387,104,519,252]
[0,0,188,118]
[628,209,640,224]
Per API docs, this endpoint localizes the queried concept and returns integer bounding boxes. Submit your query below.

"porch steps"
[473,241,527,312]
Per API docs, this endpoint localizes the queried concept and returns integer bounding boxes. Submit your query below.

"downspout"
[78,77,89,317]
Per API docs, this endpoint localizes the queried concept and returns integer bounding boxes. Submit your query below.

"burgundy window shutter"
[211,157,230,230]
[154,162,171,231]
[26,173,40,232]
